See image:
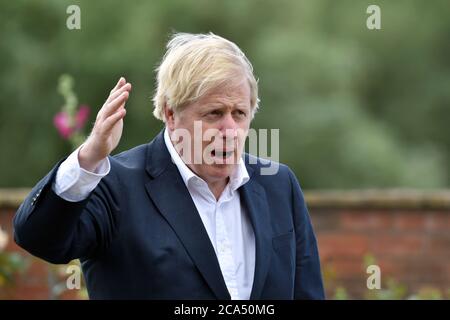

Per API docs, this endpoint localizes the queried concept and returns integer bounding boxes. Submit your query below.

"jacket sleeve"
[13,158,122,264]
[287,168,325,299]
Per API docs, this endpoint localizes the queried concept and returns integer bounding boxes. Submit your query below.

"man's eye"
[234,110,247,117]
[209,110,222,116]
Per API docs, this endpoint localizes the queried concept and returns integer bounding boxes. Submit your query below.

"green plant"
[325,253,448,300]
[53,74,90,149]
[0,226,27,296]
[362,254,408,300]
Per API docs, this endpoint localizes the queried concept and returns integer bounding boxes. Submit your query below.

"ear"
[164,103,175,131]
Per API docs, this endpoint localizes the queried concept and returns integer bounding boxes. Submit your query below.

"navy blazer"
[13,130,325,299]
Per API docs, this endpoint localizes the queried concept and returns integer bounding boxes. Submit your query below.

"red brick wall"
[309,191,450,299]
[314,209,449,298]
[1,189,449,299]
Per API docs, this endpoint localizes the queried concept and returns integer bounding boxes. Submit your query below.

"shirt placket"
[215,199,240,300]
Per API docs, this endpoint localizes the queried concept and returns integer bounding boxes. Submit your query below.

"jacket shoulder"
[110,143,148,170]
[243,153,295,186]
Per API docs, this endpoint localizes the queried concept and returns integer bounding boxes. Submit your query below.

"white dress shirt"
[52,129,256,300]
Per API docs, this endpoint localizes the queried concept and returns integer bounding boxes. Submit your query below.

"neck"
[207,178,229,200]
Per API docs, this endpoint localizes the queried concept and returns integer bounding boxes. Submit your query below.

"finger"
[110,77,126,94]
[102,91,129,120]
[97,82,130,121]
[102,108,126,134]
[108,79,127,100]
[106,82,132,104]
[109,77,125,95]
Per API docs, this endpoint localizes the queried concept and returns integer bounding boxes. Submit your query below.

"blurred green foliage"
[0,0,449,188]
[325,253,449,300]
[0,227,28,298]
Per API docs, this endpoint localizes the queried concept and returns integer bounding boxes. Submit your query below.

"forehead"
[197,79,251,107]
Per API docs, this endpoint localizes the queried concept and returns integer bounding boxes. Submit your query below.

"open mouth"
[211,150,234,159]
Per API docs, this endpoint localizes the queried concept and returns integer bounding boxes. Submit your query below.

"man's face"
[166,78,252,184]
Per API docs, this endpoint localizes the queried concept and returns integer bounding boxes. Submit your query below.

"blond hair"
[152,32,259,121]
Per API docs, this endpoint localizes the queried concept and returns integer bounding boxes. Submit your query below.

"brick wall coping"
[0,189,31,209]
[1,188,450,210]
[305,189,450,209]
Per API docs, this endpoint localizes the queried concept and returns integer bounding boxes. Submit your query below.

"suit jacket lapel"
[144,131,231,300]
[240,164,273,300]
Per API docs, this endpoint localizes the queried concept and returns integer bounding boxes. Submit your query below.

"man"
[13,33,325,299]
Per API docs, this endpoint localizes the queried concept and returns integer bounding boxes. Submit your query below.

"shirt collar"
[163,127,249,192]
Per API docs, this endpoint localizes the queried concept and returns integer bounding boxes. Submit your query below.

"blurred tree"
[0,0,449,188]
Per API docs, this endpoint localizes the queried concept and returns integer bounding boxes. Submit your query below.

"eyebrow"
[205,102,250,109]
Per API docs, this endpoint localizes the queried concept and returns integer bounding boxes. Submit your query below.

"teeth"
[214,150,233,158]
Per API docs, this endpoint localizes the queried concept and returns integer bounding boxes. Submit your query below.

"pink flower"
[75,105,90,130]
[53,105,90,139]
[53,111,73,139]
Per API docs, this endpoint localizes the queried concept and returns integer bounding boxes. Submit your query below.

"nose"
[216,113,238,148]
[219,112,238,131]
[218,113,238,137]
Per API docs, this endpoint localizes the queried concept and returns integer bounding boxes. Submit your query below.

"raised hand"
[78,77,132,172]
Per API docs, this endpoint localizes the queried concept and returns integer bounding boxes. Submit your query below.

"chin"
[206,164,235,180]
